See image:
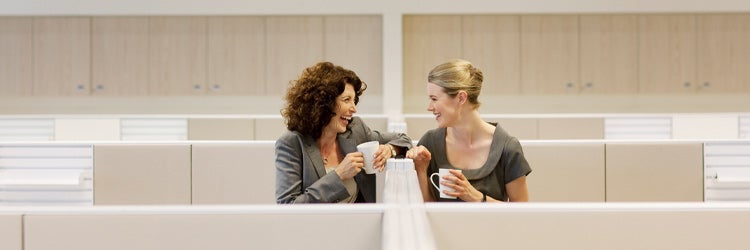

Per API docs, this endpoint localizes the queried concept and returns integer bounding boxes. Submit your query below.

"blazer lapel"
[302,135,327,178]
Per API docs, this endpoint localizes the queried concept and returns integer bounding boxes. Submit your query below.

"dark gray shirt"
[419,125,532,202]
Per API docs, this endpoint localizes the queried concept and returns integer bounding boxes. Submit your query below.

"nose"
[427,102,434,112]
[350,103,357,113]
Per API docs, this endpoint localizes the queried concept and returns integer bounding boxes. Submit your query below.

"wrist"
[387,144,397,158]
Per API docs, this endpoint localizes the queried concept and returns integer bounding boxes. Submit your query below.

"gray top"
[275,116,413,204]
[419,124,532,202]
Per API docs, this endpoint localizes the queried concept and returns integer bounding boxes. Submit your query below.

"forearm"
[416,171,435,202]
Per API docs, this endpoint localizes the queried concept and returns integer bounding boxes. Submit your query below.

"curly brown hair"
[282,61,367,139]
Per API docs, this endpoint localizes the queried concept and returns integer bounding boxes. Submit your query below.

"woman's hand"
[372,144,392,172]
[335,152,364,180]
[405,145,431,173]
[441,170,484,202]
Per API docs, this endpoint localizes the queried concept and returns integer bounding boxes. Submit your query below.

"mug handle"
[429,173,441,191]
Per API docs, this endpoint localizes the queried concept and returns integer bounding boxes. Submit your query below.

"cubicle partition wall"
[1,139,748,205]
[20,206,383,250]
[426,203,750,250]
[0,215,22,250]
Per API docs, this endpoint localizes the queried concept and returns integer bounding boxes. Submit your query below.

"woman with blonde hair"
[407,59,531,202]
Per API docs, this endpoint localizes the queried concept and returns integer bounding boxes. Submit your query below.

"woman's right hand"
[405,145,431,173]
[336,152,364,180]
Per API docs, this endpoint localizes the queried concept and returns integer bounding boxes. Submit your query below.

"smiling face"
[324,83,358,134]
[426,82,461,128]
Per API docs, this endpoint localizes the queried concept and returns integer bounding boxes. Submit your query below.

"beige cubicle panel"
[54,118,120,140]
[93,144,191,205]
[24,212,382,250]
[538,118,604,139]
[359,116,388,133]
[192,143,275,204]
[0,215,22,250]
[606,143,703,201]
[187,118,254,140]
[405,116,434,141]
[485,118,538,140]
[254,117,286,140]
[428,208,750,250]
[523,142,605,201]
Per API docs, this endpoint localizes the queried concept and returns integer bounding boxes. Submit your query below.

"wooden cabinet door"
[696,14,750,93]
[149,17,207,95]
[33,17,90,96]
[91,17,149,96]
[462,15,521,95]
[265,16,324,95]
[639,14,696,93]
[403,15,462,102]
[324,16,382,97]
[0,17,32,96]
[520,15,579,94]
[207,16,265,95]
[579,15,638,94]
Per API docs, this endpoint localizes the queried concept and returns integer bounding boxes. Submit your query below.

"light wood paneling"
[0,17,32,96]
[325,15,383,96]
[523,143,605,201]
[538,118,603,139]
[24,213,381,250]
[149,17,207,95]
[403,15,463,99]
[606,143,703,202]
[696,14,750,93]
[265,16,324,95]
[187,118,254,140]
[461,15,521,95]
[520,15,579,94]
[207,16,265,95]
[0,215,21,250]
[579,15,638,94]
[192,143,275,204]
[639,14,696,93]
[33,17,90,96]
[93,144,191,205]
[92,17,149,96]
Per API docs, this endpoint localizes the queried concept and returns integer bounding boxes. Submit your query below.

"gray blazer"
[275,117,412,203]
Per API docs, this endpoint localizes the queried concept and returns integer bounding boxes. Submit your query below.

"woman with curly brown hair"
[275,61,412,204]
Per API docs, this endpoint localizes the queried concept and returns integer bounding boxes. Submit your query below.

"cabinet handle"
[75,84,86,91]
[565,82,575,88]
[683,82,692,88]
[95,84,104,91]
[584,82,593,88]
[193,85,202,90]
[702,82,711,87]
[211,84,221,91]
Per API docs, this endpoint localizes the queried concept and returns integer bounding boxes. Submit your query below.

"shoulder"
[492,126,522,151]
[418,128,444,146]
[276,130,308,151]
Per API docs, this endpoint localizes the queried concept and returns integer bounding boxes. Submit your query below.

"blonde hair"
[427,59,483,109]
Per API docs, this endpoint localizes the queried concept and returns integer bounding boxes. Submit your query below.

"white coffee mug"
[356,141,379,174]
[429,168,462,199]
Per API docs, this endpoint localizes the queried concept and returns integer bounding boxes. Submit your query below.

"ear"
[456,91,468,105]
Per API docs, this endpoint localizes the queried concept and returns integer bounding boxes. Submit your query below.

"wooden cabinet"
[91,17,149,96]
[520,15,579,94]
[579,15,638,94]
[324,15,383,96]
[696,14,750,93]
[148,17,207,95]
[0,17,32,96]
[403,15,462,99]
[265,16,324,95]
[33,17,90,96]
[207,16,265,95]
[462,15,521,95]
[639,14,696,94]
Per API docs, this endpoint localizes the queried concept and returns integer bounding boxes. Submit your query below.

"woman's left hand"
[441,170,484,202]
[372,144,393,172]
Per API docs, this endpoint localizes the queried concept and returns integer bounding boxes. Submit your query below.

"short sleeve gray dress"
[418,124,532,202]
